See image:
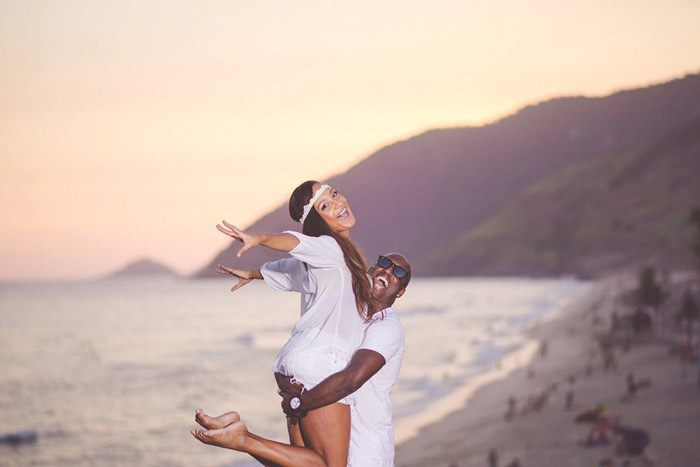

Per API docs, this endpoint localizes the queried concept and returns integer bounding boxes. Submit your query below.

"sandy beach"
[395,274,700,467]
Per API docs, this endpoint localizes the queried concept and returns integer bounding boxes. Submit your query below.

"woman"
[215,181,379,466]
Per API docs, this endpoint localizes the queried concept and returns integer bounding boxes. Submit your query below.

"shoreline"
[394,338,540,445]
[395,273,700,466]
[393,280,596,446]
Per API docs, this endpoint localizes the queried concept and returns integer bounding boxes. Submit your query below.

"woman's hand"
[216,220,262,257]
[216,264,257,292]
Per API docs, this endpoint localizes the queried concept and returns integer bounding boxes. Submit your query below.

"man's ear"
[396,288,406,299]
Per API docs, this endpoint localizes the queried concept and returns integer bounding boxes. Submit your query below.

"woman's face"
[311,183,355,235]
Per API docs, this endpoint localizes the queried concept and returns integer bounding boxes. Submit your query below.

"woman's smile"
[313,184,356,232]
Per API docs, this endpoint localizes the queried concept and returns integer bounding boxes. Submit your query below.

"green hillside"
[421,120,700,277]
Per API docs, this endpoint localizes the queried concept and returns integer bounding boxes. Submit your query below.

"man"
[191,253,411,467]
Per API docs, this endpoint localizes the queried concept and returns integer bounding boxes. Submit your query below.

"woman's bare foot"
[195,409,240,430]
[191,420,250,451]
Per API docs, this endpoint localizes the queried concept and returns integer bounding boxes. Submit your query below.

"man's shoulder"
[359,307,404,362]
[366,308,404,334]
[374,307,401,323]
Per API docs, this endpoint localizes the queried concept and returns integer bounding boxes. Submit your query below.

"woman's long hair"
[289,181,380,321]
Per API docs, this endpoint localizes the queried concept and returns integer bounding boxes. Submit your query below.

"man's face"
[369,253,410,303]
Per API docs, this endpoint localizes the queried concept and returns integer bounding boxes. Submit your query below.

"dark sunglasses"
[376,256,408,279]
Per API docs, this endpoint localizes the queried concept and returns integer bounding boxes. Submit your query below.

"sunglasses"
[376,256,408,279]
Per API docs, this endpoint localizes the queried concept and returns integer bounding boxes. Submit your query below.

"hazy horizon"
[2,0,699,281]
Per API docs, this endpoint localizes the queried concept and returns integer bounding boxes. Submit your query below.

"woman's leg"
[297,402,351,467]
[192,418,328,467]
[193,399,349,466]
[288,417,305,447]
[248,416,307,467]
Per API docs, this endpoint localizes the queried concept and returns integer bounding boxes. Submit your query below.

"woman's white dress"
[260,231,366,401]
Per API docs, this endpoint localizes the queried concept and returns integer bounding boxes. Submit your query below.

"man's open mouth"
[374,276,388,289]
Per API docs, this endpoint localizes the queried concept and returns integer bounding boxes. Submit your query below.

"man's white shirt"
[347,307,404,467]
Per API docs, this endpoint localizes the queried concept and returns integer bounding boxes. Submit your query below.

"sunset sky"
[1,0,699,281]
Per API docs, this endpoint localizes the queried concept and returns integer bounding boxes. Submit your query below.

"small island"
[108,258,179,278]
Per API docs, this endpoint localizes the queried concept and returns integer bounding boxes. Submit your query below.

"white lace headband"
[299,184,330,224]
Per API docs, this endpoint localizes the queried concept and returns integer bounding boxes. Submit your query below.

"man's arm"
[279,349,386,418]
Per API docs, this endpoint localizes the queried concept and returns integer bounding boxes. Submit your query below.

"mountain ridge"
[197,72,700,278]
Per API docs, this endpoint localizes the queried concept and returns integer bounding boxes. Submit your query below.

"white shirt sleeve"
[358,317,404,363]
[260,258,305,292]
[283,230,345,268]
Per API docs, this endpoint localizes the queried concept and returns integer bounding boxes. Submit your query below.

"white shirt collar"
[371,307,392,321]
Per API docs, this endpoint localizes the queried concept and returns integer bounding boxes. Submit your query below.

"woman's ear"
[396,288,406,299]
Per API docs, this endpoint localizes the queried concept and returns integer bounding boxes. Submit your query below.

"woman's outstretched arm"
[216,264,262,292]
[217,220,299,257]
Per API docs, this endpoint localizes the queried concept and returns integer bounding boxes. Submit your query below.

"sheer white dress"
[260,231,365,402]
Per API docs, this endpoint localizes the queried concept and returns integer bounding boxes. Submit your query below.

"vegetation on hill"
[421,119,700,276]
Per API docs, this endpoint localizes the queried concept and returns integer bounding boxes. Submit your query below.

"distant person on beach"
[488,448,498,467]
[576,404,621,448]
[566,390,575,410]
[632,306,653,334]
[193,252,412,466]
[614,426,653,465]
[505,396,517,420]
[583,418,617,446]
[625,372,651,398]
[611,309,620,332]
[602,343,617,371]
[195,180,409,466]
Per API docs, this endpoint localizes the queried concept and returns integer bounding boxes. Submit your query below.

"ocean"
[0,276,588,466]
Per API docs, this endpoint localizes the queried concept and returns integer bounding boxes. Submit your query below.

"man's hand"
[279,390,307,421]
[274,373,307,424]
[274,372,305,397]
[272,349,386,419]
[216,264,256,292]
